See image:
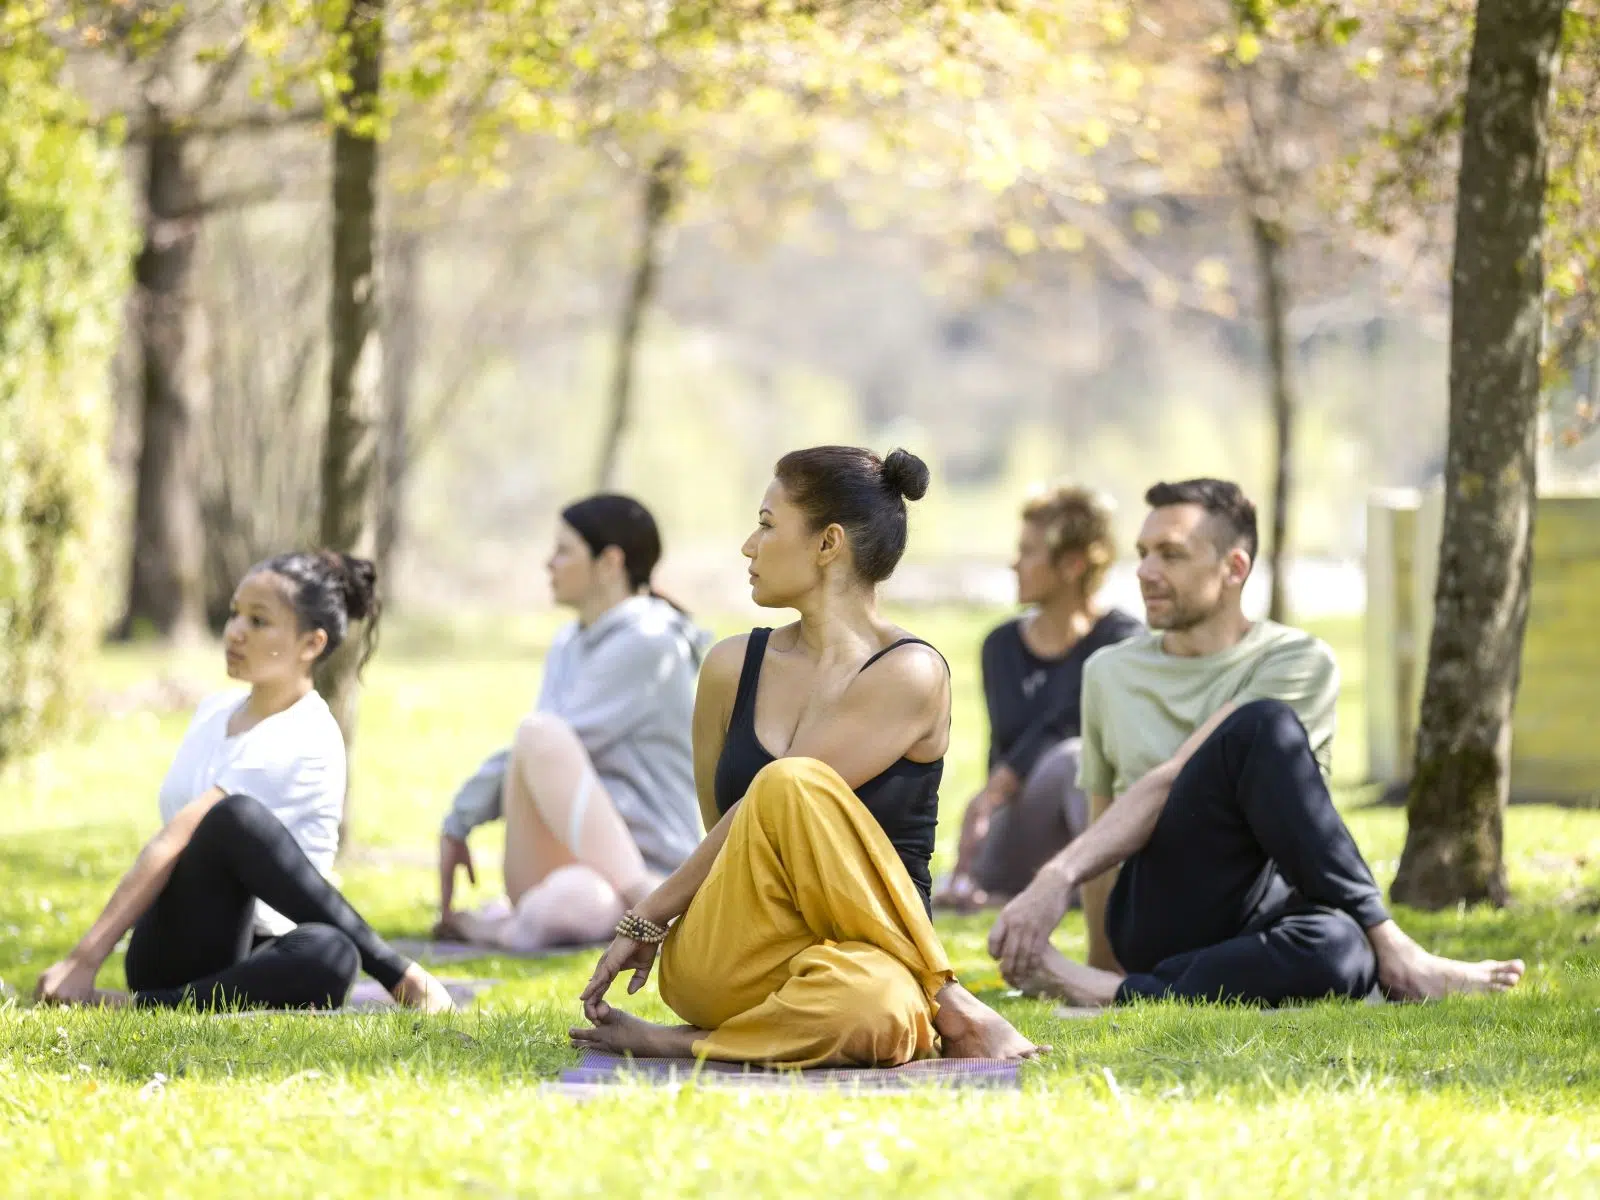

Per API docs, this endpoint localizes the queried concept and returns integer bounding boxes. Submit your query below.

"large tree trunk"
[1250,206,1295,624]
[595,150,679,490]
[1390,0,1567,910]
[118,105,207,644]
[376,226,420,580]
[317,0,385,854]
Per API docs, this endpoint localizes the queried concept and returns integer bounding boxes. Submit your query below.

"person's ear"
[1224,547,1252,587]
[598,544,628,579]
[299,627,329,666]
[816,523,846,568]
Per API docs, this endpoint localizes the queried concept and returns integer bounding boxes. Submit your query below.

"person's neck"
[576,585,638,629]
[244,675,312,723]
[791,581,881,659]
[1028,588,1097,648]
[1160,603,1253,658]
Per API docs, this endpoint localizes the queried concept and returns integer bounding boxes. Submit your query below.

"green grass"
[3,610,1600,1197]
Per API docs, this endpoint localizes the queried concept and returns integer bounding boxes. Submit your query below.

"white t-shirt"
[157,689,347,937]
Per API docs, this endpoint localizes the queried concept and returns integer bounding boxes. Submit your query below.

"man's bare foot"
[1369,920,1524,1001]
[391,963,457,1013]
[933,982,1047,1060]
[90,988,129,1008]
[1380,947,1525,1001]
[1002,943,1122,1007]
[569,1004,702,1057]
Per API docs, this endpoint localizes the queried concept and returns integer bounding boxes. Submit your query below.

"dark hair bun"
[335,553,379,622]
[881,448,930,502]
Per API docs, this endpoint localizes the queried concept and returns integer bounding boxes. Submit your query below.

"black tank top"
[712,628,946,912]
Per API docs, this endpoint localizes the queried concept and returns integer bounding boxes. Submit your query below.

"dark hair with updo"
[252,550,382,673]
[560,493,687,613]
[773,445,930,584]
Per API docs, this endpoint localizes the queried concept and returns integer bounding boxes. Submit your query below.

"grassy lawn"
[3,610,1599,1197]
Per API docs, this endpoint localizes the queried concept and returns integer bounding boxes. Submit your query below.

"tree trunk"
[376,226,420,580]
[1250,206,1295,624]
[595,150,680,490]
[318,0,385,854]
[1390,0,1567,910]
[118,105,207,644]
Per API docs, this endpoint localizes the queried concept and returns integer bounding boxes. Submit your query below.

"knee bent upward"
[513,711,579,757]
[744,757,845,811]
[191,791,278,848]
[1222,698,1310,743]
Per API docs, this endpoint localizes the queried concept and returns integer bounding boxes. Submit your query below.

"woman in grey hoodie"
[435,495,711,951]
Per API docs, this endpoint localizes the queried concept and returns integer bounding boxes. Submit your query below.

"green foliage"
[1338,0,1599,414]
[0,33,134,766]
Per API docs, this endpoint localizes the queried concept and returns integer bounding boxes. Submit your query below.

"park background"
[4,1,1600,1196]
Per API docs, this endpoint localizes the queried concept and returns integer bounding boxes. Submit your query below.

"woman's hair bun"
[881,448,930,503]
[333,553,379,622]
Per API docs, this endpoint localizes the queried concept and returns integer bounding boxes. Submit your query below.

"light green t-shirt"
[1076,620,1339,798]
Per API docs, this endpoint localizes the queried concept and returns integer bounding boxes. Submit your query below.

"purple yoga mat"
[559,1050,1021,1090]
[346,978,496,1011]
[387,938,609,964]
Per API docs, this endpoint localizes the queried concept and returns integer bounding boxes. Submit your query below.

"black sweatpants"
[124,793,412,1010]
[1106,699,1389,1006]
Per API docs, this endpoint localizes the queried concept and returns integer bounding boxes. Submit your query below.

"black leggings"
[124,793,412,1010]
[1107,700,1389,1006]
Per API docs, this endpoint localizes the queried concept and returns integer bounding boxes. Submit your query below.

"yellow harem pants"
[657,757,954,1068]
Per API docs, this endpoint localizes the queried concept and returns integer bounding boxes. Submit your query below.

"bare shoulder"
[863,632,949,704]
[700,633,751,687]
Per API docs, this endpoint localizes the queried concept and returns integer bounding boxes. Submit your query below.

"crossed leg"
[448,713,657,952]
[572,758,1042,1066]
[1010,701,1524,1006]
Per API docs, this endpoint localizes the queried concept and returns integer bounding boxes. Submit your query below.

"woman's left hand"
[34,957,99,1006]
[580,935,658,1022]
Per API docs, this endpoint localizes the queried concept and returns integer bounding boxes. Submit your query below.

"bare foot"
[390,964,457,1013]
[569,1005,702,1057]
[90,988,130,1008]
[933,982,1047,1060]
[1003,943,1122,1007]
[1380,947,1525,1001]
[431,912,467,941]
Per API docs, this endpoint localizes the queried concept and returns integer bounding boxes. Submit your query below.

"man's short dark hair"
[1144,479,1258,562]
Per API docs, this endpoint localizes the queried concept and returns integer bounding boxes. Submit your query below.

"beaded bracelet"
[616,910,670,944]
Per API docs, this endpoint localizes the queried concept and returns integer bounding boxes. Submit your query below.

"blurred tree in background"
[0,7,136,767]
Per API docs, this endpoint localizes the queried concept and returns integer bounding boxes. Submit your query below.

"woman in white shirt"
[34,551,453,1013]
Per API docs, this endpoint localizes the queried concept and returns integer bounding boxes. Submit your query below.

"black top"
[982,609,1144,780]
[713,628,946,913]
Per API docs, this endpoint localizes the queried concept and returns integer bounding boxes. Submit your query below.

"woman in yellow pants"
[572,446,1041,1066]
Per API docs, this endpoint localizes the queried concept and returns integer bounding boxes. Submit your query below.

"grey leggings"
[971,739,1090,901]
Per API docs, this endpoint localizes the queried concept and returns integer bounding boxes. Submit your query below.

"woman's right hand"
[579,935,658,1022]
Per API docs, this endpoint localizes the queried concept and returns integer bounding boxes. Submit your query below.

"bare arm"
[36,787,226,1003]
[616,635,742,927]
[989,702,1240,977]
[1049,701,1238,893]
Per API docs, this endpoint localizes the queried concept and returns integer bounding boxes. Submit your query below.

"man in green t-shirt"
[987,479,1525,1006]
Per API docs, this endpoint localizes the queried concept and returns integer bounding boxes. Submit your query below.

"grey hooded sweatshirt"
[442,595,712,875]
